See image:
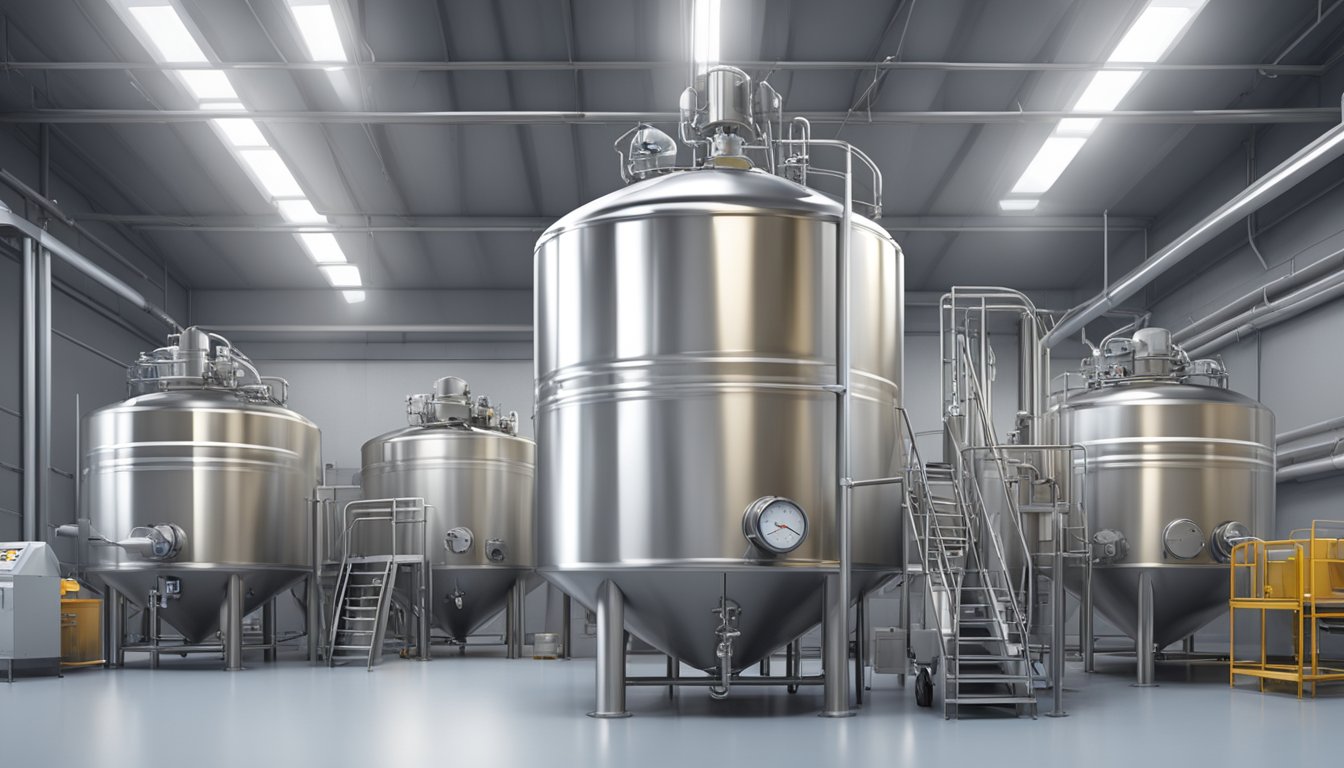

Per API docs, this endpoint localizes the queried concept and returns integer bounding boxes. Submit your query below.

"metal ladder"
[325,498,431,669]
[327,556,397,669]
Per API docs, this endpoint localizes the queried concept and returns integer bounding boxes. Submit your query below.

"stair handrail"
[895,406,961,651]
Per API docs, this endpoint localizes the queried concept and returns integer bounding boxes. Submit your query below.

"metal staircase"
[328,556,398,669]
[899,410,1036,719]
[325,498,431,669]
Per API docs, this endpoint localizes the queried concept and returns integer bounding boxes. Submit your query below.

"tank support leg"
[561,593,572,660]
[306,571,323,663]
[821,573,855,717]
[148,591,160,670]
[667,655,679,698]
[1182,634,1195,654]
[417,564,432,661]
[105,587,123,669]
[1134,571,1156,687]
[786,639,800,694]
[590,580,631,718]
[1047,510,1068,717]
[224,574,244,671]
[506,577,526,659]
[262,597,276,663]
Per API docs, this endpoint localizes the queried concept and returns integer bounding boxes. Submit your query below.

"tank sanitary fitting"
[55,522,187,561]
[709,597,742,700]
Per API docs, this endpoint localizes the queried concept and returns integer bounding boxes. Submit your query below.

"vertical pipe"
[418,563,431,661]
[1103,209,1109,290]
[262,598,277,663]
[307,499,322,663]
[104,587,123,669]
[1135,571,1156,686]
[667,655,679,698]
[760,653,771,677]
[822,145,855,719]
[1081,570,1094,672]
[21,239,36,542]
[561,593,572,660]
[1182,634,1195,654]
[225,574,244,671]
[854,593,865,705]
[1046,510,1067,717]
[504,583,516,658]
[590,580,631,718]
[38,124,50,198]
[148,592,160,670]
[899,550,910,687]
[36,246,50,543]
[506,577,526,659]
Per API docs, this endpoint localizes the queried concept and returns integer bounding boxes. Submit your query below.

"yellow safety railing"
[1229,520,1344,697]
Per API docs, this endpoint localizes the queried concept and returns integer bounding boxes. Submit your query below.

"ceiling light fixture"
[287,1,349,63]
[342,290,366,303]
[298,232,347,263]
[238,148,304,199]
[126,4,207,63]
[211,118,267,148]
[998,199,1040,212]
[1003,0,1207,208]
[691,0,721,73]
[320,264,362,287]
[278,199,326,224]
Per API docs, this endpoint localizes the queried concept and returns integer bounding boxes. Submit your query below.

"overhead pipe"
[1278,453,1344,483]
[1045,103,1344,348]
[1278,433,1344,465]
[0,59,1325,75]
[1279,415,1344,445]
[1184,269,1344,357]
[0,108,1336,126]
[1172,246,1344,344]
[0,204,180,331]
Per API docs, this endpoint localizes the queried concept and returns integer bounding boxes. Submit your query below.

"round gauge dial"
[743,496,808,554]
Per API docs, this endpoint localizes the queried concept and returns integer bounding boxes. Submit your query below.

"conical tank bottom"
[423,567,524,641]
[544,567,891,672]
[1070,566,1227,648]
[91,566,307,643]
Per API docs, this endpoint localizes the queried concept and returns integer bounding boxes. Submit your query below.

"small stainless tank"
[82,328,320,643]
[1055,328,1275,647]
[358,377,535,641]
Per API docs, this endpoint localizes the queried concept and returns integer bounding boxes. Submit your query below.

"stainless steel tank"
[81,328,320,643]
[1055,328,1275,649]
[357,377,535,642]
[535,167,904,672]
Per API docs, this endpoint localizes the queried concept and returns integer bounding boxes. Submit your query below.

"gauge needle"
[775,523,801,535]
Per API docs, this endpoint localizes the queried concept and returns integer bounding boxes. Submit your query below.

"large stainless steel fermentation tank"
[536,67,903,715]
[78,327,319,669]
[358,377,535,648]
[1054,328,1275,682]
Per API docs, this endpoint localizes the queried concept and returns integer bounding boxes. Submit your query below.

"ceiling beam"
[75,213,1149,233]
[0,60,1324,75]
[1,108,1332,125]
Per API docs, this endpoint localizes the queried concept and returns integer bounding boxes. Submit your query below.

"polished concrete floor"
[1,649,1339,767]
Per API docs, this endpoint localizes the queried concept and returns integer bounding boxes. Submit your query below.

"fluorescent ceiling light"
[342,290,366,303]
[278,199,326,224]
[199,101,244,111]
[1056,117,1100,136]
[238,148,304,198]
[691,0,720,73]
[298,232,346,263]
[1108,3,1203,63]
[320,264,362,287]
[176,69,237,101]
[127,5,207,63]
[1073,70,1142,113]
[211,118,267,147]
[288,2,348,62]
[998,199,1040,212]
[1010,137,1087,195]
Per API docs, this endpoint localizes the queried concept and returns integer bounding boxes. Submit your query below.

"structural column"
[590,580,631,718]
[21,239,51,543]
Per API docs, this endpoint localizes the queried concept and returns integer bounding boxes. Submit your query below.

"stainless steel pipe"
[1047,511,1068,717]
[1046,116,1344,348]
[104,587,123,669]
[591,581,630,718]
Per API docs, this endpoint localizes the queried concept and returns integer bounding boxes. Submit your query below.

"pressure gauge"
[743,496,808,554]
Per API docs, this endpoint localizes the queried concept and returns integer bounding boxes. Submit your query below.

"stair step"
[956,654,1022,662]
[947,695,1037,705]
[948,673,1032,683]
[331,644,375,652]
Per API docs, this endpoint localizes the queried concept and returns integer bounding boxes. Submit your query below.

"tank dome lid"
[541,168,865,241]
